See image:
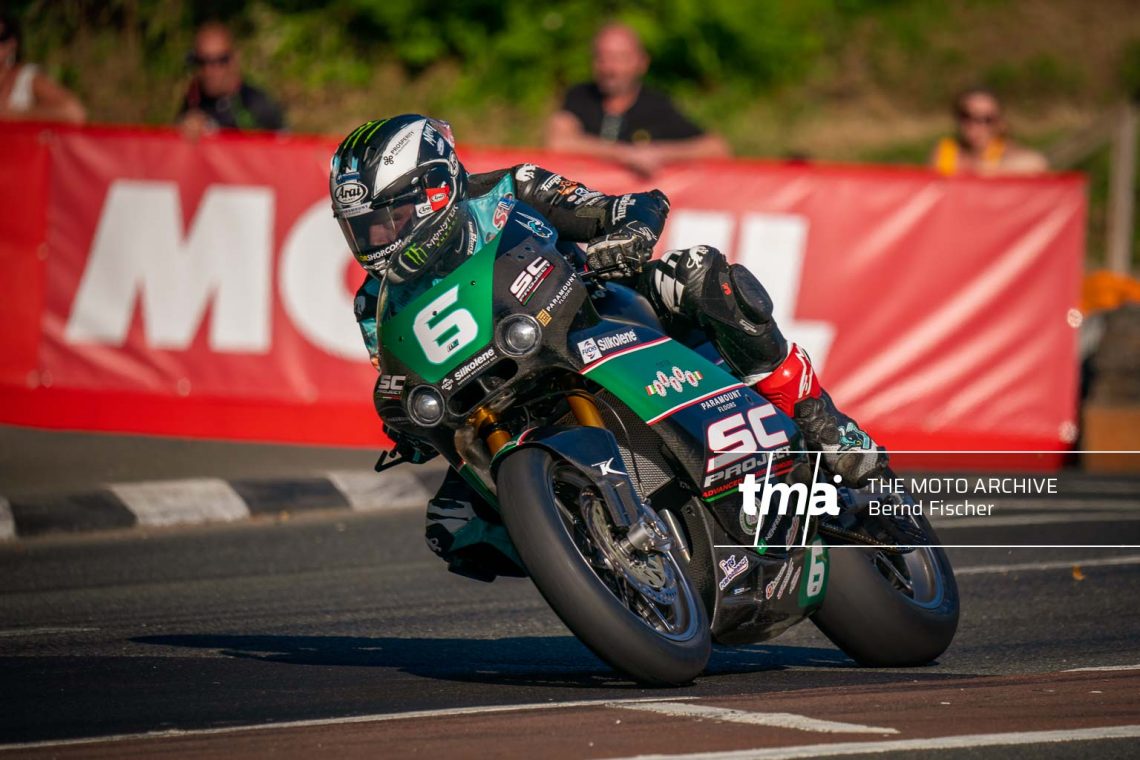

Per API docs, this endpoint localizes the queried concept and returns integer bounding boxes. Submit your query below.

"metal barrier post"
[1107,104,1137,274]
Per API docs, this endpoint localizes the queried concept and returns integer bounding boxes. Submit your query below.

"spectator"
[546,23,730,176]
[177,21,285,139]
[0,12,85,124]
[930,87,1047,176]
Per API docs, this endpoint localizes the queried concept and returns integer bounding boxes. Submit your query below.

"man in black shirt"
[546,24,730,175]
[176,22,285,138]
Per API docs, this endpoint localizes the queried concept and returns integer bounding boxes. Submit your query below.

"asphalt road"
[2,484,1140,758]
[0,426,377,499]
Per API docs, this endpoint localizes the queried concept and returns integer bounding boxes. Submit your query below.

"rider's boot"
[749,344,887,487]
[425,468,526,582]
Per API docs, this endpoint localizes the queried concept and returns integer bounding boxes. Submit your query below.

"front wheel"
[496,448,711,685]
[812,512,959,667]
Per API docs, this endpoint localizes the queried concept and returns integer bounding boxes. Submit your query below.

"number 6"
[413,286,478,364]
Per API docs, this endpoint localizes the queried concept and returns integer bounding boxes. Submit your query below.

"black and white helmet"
[330,114,467,283]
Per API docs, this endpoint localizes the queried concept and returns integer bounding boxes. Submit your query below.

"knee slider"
[727,263,775,326]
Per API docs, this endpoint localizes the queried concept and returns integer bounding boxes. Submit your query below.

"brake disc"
[581,495,678,606]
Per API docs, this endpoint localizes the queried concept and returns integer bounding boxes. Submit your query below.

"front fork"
[468,380,606,456]
[472,385,673,555]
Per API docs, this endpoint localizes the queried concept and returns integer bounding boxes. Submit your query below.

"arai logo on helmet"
[333,180,368,207]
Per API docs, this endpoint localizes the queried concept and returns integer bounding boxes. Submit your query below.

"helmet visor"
[337,195,420,260]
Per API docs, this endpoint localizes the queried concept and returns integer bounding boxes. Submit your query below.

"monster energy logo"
[403,245,429,266]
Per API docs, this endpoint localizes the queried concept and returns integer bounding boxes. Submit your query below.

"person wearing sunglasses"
[931,87,1047,176]
[176,21,285,140]
[0,12,85,125]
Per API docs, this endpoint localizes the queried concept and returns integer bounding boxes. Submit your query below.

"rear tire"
[812,515,959,667]
[497,448,711,685]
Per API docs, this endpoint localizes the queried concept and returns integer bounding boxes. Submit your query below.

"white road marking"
[932,512,1140,529]
[0,497,13,540]
[603,724,1140,760]
[1064,663,1140,672]
[327,469,432,512]
[956,554,1140,575]
[609,702,896,735]
[0,696,692,752]
[110,479,249,527]
[979,499,1139,512]
[0,627,99,638]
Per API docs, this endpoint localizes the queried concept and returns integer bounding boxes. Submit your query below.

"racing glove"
[585,220,659,279]
[584,190,670,280]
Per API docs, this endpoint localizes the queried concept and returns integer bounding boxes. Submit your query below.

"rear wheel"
[497,448,711,685]
[812,509,959,667]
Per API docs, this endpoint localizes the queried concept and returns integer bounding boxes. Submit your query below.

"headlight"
[497,314,542,357]
[407,385,445,427]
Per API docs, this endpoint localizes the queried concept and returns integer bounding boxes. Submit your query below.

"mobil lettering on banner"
[0,124,1086,454]
[3,124,381,444]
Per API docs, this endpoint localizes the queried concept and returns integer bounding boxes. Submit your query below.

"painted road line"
[605,724,1140,760]
[327,469,431,511]
[0,696,693,752]
[1064,663,1140,672]
[0,626,99,638]
[932,511,1140,529]
[609,702,896,735]
[110,479,250,527]
[955,554,1140,575]
[0,497,13,540]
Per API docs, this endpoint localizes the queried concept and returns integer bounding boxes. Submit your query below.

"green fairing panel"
[581,337,743,424]
[381,240,498,383]
[374,174,516,383]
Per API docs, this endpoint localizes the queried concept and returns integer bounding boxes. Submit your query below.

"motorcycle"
[373,196,958,685]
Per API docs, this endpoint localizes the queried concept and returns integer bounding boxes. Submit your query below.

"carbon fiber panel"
[555,390,673,497]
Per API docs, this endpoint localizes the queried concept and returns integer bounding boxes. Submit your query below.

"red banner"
[0,123,1085,454]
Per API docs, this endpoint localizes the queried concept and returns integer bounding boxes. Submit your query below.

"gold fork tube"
[567,393,605,428]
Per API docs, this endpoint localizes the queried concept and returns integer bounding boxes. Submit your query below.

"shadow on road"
[133,633,862,688]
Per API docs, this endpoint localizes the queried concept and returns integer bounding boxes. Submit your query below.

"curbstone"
[0,497,13,540]
[327,469,434,511]
[110,479,251,528]
[0,467,443,542]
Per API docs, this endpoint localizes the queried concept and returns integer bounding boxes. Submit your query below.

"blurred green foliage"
[8,0,1137,138]
[5,0,1140,265]
[0,1,969,121]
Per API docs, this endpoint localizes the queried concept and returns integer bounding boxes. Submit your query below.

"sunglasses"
[189,51,233,68]
[957,110,999,125]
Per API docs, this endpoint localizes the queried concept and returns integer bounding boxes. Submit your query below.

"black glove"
[585,219,659,280]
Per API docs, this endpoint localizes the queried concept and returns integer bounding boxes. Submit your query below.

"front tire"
[812,514,959,667]
[497,448,711,685]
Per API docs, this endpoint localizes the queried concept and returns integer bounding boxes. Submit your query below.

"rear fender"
[492,426,641,528]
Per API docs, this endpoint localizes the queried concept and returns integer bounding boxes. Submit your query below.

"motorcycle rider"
[330,114,885,580]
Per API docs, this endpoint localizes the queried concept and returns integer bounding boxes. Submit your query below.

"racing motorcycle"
[373,197,959,685]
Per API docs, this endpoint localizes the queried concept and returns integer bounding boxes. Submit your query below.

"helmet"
[330,114,467,283]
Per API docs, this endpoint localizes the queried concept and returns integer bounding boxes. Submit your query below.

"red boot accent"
[754,344,821,417]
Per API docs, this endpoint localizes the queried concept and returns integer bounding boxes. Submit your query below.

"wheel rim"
[848,487,953,610]
[869,543,944,609]
[549,463,702,642]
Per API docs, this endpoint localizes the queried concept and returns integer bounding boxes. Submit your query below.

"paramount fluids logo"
[740,452,841,526]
